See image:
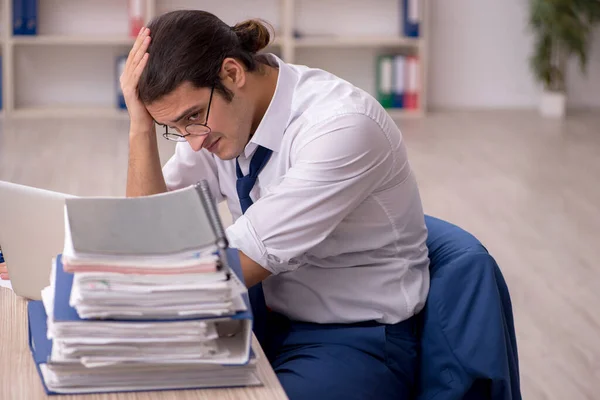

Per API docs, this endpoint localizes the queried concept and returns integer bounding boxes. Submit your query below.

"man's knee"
[273,343,412,400]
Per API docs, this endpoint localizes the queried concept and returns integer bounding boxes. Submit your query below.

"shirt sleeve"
[225,113,396,275]
[162,142,224,203]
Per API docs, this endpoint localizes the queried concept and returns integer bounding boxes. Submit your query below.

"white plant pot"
[539,90,566,118]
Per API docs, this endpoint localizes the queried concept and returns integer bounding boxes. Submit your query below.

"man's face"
[146,81,253,160]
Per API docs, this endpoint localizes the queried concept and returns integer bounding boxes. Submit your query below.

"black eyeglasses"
[162,85,214,142]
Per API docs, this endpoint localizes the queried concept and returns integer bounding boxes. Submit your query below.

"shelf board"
[294,35,420,48]
[9,35,284,48]
[386,108,424,119]
[10,106,130,119]
[10,35,135,46]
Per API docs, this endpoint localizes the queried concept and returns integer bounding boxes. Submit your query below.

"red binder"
[405,56,420,109]
[128,0,145,37]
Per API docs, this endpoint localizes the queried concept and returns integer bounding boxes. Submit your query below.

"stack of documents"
[27,183,261,395]
[65,247,246,320]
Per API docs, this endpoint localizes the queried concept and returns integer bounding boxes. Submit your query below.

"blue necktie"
[235,145,272,349]
[235,145,273,214]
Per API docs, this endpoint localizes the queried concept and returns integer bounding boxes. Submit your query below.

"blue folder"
[116,55,128,110]
[12,0,25,35]
[28,301,259,395]
[23,0,37,35]
[402,0,420,38]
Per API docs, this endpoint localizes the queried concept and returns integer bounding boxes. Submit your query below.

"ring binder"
[195,180,229,250]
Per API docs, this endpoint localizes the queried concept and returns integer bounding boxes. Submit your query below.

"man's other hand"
[0,263,8,280]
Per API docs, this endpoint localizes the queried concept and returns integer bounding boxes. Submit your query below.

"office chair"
[416,215,521,400]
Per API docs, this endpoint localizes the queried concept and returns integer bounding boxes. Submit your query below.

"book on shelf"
[376,54,420,111]
[128,0,145,38]
[402,0,421,38]
[405,55,420,109]
[393,55,405,108]
[376,54,394,109]
[12,0,37,36]
[116,55,127,110]
[28,181,261,395]
[24,0,37,35]
[12,0,25,35]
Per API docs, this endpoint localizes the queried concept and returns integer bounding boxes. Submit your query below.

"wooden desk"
[0,288,288,400]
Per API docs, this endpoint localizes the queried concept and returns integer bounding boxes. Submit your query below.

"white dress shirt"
[162,53,430,324]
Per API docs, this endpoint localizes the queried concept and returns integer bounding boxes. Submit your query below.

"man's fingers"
[121,31,150,92]
[126,27,149,70]
[130,35,151,72]
[127,27,145,66]
[128,27,147,61]
[132,53,149,83]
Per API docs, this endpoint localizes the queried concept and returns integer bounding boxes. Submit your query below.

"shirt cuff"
[225,215,300,276]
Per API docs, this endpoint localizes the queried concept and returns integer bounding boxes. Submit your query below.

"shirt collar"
[242,53,295,159]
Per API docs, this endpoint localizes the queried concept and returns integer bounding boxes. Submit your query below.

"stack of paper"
[65,249,247,320]
[27,183,260,395]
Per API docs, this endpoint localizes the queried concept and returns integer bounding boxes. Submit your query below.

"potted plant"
[528,0,600,118]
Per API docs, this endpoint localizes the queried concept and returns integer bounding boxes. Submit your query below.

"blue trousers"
[249,284,419,400]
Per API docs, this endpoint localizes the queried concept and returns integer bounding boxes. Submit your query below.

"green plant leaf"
[528,0,600,88]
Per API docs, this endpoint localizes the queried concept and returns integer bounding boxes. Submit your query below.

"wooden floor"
[1,110,599,399]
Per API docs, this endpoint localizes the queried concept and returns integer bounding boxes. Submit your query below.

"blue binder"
[12,0,25,35]
[402,0,420,38]
[27,248,257,395]
[116,55,127,110]
[23,0,37,35]
[392,55,405,108]
[28,301,259,395]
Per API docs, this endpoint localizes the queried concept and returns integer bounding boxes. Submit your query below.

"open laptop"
[0,180,75,300]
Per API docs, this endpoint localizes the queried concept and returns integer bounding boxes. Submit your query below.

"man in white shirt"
[124,10,430,399]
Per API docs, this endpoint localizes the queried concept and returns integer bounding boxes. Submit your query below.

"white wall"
[427,0,600,110]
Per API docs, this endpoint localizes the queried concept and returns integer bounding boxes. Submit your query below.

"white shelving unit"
[0,0,428,120]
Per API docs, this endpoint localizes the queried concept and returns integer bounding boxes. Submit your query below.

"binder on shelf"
[402,0,420,38]
[376,55,394,109]
[128,0,145,38]
[12,0,25,35]
[405,55,420,110]
[116,55,127,110]
[23,0,38,35]
[392,55,405,109]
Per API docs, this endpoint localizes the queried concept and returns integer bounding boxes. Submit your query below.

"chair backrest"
[417,215,521,400]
